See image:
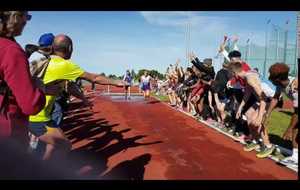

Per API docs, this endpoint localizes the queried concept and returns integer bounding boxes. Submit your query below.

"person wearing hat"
[28,34,127,161]
[25,33,54,61]
[188,53,215,118]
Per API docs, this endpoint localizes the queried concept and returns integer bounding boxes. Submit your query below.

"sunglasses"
[9,11,32,21]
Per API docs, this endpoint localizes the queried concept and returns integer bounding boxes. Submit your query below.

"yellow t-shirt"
[29,56,85,122]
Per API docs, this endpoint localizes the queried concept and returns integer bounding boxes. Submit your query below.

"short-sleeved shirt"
[276,79,298,108]
[29,56,84,122]
[123,74,132,84]
[141,75,151,84]
[213,68,232,99]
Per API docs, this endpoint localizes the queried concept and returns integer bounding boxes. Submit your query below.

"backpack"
[29,56,50,79]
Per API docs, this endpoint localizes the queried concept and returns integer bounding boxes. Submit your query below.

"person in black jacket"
[211,62,233,123]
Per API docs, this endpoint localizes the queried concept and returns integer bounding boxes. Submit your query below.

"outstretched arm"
[66,81,92,107]
[218,36,230,62]
[80,72,126,87]
[232,36,239,51]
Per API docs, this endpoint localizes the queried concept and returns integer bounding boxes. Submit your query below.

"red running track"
[62,86,297,179]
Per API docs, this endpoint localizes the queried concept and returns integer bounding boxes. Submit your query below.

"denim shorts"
[28,121,53,137]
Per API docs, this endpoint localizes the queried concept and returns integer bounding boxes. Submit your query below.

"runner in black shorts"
[229,62,275,158]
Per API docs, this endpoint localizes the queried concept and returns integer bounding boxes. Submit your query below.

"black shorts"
[28,121,54,137]
[241,94,257,114]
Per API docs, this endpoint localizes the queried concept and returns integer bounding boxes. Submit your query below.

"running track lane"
[62,87,297,180]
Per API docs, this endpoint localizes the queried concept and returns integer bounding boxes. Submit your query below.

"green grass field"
[151,92,294,149]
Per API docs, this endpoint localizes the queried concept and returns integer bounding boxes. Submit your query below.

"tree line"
[101,69,165,82]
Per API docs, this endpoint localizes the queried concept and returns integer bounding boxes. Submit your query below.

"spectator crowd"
[0,11,298,178]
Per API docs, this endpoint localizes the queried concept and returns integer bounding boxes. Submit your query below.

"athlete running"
[123,70,133,100]
[140,71,152,100]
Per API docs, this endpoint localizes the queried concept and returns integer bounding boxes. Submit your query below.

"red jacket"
[0,37,45,142]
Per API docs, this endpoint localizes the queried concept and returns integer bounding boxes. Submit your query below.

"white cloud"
[140,11,232,27]
[140,11,268,61]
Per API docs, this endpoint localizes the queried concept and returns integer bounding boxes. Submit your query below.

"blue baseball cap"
[38,33,55,47]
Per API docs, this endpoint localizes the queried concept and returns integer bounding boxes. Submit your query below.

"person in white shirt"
[140,71,152,99]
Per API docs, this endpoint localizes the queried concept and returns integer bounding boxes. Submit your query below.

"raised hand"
[231,35,239,43]
[188,52,196,61]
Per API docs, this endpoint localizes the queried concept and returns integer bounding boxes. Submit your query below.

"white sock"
[292,148,298,160]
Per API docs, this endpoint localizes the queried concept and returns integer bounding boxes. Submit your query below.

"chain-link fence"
[238,23,298,78]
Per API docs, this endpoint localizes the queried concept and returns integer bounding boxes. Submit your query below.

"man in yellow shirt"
[28,34,126,161]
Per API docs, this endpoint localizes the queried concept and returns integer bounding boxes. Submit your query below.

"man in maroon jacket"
[0,11,58,148]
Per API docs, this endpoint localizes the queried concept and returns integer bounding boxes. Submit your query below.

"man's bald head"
[53,34,73,59]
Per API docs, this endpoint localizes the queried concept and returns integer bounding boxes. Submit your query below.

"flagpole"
[263,19,271,78]
[188,20,191,68]
[185,21,188,68]
[297,12,300,75]
[245,39,250,62]
[283,19,289,64]
[274,25,279,61]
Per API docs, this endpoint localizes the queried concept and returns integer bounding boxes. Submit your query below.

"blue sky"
[17,11,297,76]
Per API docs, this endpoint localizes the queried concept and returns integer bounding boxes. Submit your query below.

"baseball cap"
[38,33,55,47]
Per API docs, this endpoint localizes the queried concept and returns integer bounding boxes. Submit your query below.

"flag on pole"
[267,19,271,24]
[246,38,250,43]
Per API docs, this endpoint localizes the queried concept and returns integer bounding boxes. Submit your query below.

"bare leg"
[128,87,131,99]
[289,113,298,148]
[260,125,272,146]
[197,97,204,115]
[38,128,71,161]
[124,87,128,100]
[214,93,226,122]
[293,128,298,149]
[245,107,259,140]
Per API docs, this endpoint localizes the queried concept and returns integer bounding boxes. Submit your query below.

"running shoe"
[243,142,260,152]
[28,140,39,153]
[280,156,298,167]
[227,128,234,135]
[235,134,251,144]
[256,145,275,158]
[220,125,229,132]
[217,123,225,129]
